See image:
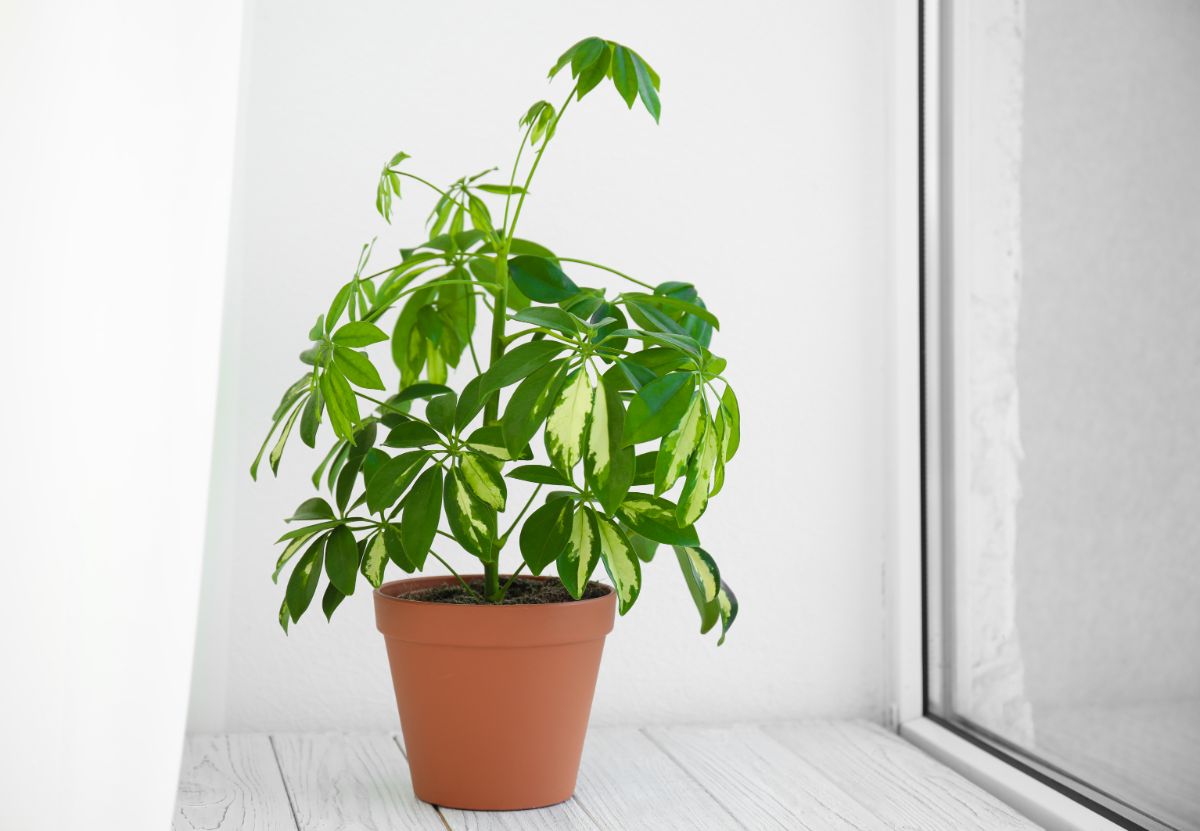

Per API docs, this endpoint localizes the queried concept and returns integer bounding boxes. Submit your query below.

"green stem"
[555,257,655,290]
[501,123,535,236]
[499,563,528,595]
[428,549,484,601]
[507,83,578,244]
[497,484,543,549]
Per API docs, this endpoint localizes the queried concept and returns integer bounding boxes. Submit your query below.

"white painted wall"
[189,0,898,732]
[0,1,243,828]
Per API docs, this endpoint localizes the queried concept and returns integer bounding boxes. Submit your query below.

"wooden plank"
[173,734,297,831]
[769,721,1041,830]
[271,733,444,831]
[646,724,890,831]
[572,727,742,830]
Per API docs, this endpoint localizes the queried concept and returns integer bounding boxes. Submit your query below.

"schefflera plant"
[253,37,740,644]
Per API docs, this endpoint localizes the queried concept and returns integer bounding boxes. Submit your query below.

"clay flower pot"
[374,574,616,810]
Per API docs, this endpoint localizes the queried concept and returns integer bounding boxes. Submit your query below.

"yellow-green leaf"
[596,517,640,614]
[557,506,600,599]
[461,453,507,510]
[654,394,703,494]
[444,467,496,561]
[361,532,388,588]
[545,370,593,472]
[677,421,718,526]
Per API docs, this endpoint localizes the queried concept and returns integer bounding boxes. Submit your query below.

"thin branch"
[556,257,655,290]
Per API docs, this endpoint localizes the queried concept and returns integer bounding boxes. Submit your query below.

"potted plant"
[252,36,740,811]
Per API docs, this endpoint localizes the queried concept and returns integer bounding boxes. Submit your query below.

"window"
[920,2,1200,830]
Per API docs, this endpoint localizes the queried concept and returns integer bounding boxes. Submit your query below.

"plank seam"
[266,734,303,831]
[639,727,750,830]
[391,733,455,830]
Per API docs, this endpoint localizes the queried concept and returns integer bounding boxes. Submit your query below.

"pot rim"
[374,573,614,608]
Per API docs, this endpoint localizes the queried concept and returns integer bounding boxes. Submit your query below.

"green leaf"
[334,458,358,515]
[720,385,741,461]
[361,531,389,588]
[333,347,385,391]
[268,400,304,476]
[426,392,457,436]
[596,517,641,615]
[288,497,335,522]
[654,394,703,494]
[507,464,572,486]
[401,465,443,569]
[622,291,720,330]
[365,450,430,514]
[299,388,322,448]
[556,506,601,599]
[467,193,494,236]
[382,523,414,572]
[548,39,588,79]
[476,184,525,195]
[617,493,699,546]
[576,41,612,98]
[278,599,290,633]
[631,50,662,123]
[325,282,355,332]
[325,525,359,596]
[570,37,607,77]
[508,256,579,303]
[482,340,567,395]
[285,534,326,623]
[313,441,347,489]
[320,368,360,440]
[585,373,635,515]
[276,519,342,544]
[677,417,718,525]
[501,358,570,455]
[716,581,738,645]
[455,375,493,432]
[394,382,454,404]
[511,306,579,336]
[273,529,324,584]
[545,369,593,472]
[623,524,659,563]
[444,467,496,561]
[383,421,441,448]
[633,450,657,485]
[611,45,638,107]
[519,498,574,575]
[321,583,346,621]
[467,425,531,461]
[332,321,388,347]
[461,453,507,510]
[674,546,721,634]
[623,371,696,445]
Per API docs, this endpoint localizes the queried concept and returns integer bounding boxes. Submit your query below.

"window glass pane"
[928,2,1200,828]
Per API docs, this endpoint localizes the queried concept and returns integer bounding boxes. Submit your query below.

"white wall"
[0,1,243,828]
[189,0,898,732]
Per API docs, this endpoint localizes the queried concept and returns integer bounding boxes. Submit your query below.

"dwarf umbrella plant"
[252,37,739,643]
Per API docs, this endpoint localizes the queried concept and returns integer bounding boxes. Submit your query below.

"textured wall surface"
[188,0,901,733]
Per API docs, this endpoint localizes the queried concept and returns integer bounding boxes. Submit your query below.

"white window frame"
[887,3,1142,829]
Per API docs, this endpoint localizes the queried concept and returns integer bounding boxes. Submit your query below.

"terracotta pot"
[374,574,616,810]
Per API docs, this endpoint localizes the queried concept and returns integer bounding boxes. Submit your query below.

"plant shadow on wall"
[248,34,744,813]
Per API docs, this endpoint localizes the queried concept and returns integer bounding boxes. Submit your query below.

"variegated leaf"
[461,453,507,510]
[716,580,738,645]
[361,531,388,588]
[545,370,593,472]
[617,493,699,546]
[654,393,703,495]
[273,530,318,584]
[585,373,635,514]
[677,420,718,526]
[673,545,722,634]
[557,506,601,599]
[444,467,497,561]
[596,517,641,614]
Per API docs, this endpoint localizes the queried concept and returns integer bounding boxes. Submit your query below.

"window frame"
[889,3,1167,830]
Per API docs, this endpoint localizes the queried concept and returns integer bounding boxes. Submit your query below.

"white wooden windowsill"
[174,720,1041,830]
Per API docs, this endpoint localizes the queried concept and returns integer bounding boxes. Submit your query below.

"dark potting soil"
[400,577,610,605]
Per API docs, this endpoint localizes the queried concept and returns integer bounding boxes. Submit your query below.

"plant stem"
[499,563,528,596]
[497,484,543,549]
[481,247,511,603]
[555,257,655,290]
[428,549,485,601]
[507,84,578,244]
